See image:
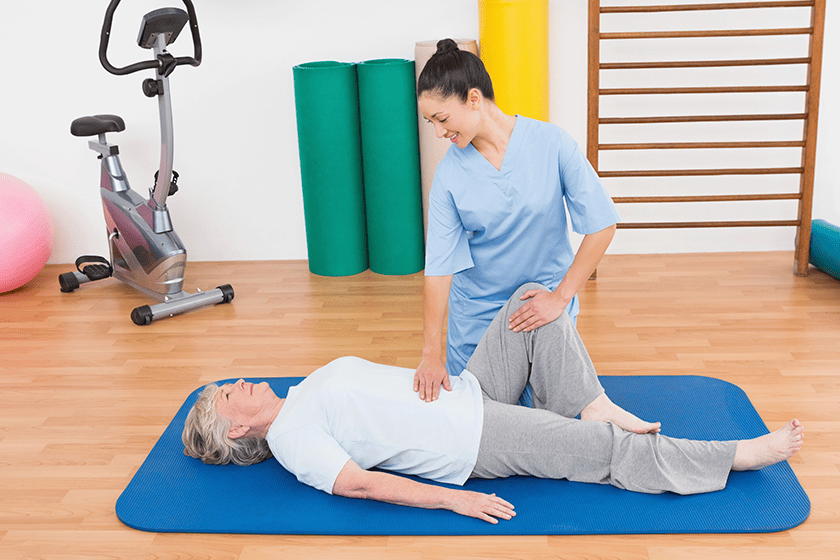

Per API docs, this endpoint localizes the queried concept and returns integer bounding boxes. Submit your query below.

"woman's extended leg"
[733,419,804,470]
[472,401,804,494]
[471,402,800,496]
[472,399,736,494]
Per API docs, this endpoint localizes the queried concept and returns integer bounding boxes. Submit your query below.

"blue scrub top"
[425,117,620,376]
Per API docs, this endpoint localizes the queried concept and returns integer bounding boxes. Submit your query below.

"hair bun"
[436,38,459,55]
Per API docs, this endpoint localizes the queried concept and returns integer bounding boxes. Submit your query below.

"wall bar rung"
[600,141,806,149]
[601,85,808,95]
[601,2,814,14]
[617,220,801,229]
[600,0,814,14]
[600,167,804,177]
[613,194,802,203]
[600,57,810,69]
[598,113,808,124]
[599,113,806,124]
[601,28,812,40]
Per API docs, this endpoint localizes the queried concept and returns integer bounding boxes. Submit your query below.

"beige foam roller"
[415,39,479,235]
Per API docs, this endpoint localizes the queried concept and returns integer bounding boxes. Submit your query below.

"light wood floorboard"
[1,252,837,559]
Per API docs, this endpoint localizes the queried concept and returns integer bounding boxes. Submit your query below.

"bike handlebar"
[98,0,202,76]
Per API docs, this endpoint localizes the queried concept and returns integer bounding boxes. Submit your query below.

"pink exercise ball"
[0,173,54,293]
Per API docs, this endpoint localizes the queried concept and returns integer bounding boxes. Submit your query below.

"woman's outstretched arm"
[332,459,515,524]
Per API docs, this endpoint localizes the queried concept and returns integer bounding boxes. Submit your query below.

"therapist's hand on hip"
[508,288,569,333]
[414,355,451,402]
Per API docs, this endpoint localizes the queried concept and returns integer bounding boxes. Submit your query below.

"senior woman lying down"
[182,283,804,524]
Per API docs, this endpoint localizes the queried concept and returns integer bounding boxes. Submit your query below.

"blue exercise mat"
[116,375,810,535]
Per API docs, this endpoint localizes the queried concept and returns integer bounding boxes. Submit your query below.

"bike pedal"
[82,264,113,281]
[74,255,113,281]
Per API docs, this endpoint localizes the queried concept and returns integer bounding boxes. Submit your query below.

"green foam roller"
[809,219,840,280]
[293,61,368,276]
[357,59,425,275]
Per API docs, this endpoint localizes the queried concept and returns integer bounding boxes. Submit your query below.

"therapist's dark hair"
[417,38,495,102]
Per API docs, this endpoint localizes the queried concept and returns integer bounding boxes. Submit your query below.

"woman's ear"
[468,87,482,108]
[227,423,250,439]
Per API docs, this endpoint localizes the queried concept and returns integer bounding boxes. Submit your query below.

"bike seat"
[71,114,126,137]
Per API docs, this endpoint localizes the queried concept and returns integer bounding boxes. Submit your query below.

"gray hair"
[182,383,273,466]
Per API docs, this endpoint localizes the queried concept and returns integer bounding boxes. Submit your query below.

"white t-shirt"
[265,356,485,494]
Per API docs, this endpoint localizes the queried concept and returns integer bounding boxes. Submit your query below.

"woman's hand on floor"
[451,491,516,524]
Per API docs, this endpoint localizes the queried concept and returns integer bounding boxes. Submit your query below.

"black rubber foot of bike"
[131,305,153,326]
[58,272,80,293]
[217,284,235,304]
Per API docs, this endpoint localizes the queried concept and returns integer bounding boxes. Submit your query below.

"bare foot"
[580,393,662,434]
[732,419,804,471]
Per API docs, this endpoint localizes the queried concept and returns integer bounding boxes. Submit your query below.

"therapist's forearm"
[555,224,616,303]
[421,275,452,359]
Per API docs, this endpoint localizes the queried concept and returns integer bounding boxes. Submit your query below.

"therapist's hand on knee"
[414,356,451,402]
[509,288,569,333]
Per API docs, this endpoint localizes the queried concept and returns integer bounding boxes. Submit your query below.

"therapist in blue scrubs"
[414,39,620,403]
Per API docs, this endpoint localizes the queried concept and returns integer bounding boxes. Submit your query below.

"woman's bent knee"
[511,282,549,302]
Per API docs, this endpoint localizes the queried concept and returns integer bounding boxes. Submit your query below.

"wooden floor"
[1,252,838,560]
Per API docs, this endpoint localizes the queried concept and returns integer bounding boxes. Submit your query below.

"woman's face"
[418,90,481,149]
[215,379,275,432]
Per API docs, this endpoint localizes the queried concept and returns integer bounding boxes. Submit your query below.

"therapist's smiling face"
[419,90,481,149]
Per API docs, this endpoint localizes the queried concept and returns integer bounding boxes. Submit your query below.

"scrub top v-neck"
[425,116,620,377]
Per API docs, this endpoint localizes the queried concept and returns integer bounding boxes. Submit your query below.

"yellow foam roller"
[479,0,549,122]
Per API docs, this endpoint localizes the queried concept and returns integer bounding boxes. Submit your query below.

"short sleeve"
[559,134,621,235]
[269,425,351,495]
[424,174,474,276]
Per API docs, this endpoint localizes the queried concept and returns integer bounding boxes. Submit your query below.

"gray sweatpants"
[467,283,737,495]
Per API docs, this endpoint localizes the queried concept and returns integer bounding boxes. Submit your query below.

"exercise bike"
[59,0,233,325]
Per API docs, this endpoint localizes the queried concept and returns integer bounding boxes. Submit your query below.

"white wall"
[1,0,837,264]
